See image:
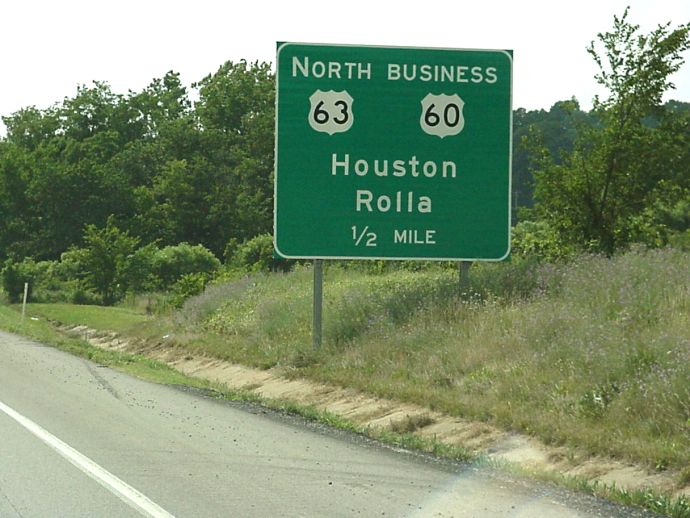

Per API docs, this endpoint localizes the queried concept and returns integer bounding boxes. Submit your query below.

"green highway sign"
[274,43,512,261]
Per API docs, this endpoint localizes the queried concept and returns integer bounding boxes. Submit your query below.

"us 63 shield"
[308,90,354,135]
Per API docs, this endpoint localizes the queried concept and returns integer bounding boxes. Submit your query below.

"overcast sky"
[2,0,689,135]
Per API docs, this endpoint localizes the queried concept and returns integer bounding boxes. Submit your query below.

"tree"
[80,217,139,305]
[194,61,275,248]
[0,142,33,260]
[512,99,592,219]
[2,106,59,150]
[531,9,690,254]
[0,61,277,262]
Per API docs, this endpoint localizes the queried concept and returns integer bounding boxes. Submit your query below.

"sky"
[1,0,689,135]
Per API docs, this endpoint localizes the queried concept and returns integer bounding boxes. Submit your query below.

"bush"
[68,280,101,305]
[1,241,222,306]
[1,256,100,304]
[511,220,574,260]
[152,243,220,290]
[29,260,71,303]
[230,234,293,273]
[56,248,87,281]
[121,243,160,295]
[668,229,690,250]
[168,272,210,308]
[1,259,31,303]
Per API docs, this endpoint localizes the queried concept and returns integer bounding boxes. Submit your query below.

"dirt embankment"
[63,324,689,500]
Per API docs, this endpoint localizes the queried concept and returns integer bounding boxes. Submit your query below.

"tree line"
[0,61,274,262]
[1,9,689,305]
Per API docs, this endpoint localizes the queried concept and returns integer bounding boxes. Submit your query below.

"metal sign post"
[458,261,472,296]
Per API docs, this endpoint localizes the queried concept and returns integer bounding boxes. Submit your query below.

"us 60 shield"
[420,93,465,138]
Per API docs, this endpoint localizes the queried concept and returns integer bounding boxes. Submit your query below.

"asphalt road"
[0,330,660,517]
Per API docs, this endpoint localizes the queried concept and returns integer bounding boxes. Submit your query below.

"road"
[0,329,659,517]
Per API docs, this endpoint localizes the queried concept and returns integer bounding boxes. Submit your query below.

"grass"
[28,302,150,334]
[0,305,203,388]
[521,466,690,518]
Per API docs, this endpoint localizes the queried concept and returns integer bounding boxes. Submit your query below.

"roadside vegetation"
[210,249,684,475]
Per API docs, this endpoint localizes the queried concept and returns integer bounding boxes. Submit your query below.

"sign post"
[275,43,513,345]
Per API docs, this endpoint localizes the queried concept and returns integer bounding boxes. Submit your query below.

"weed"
[680,466,690,486]
[389,414,436,434]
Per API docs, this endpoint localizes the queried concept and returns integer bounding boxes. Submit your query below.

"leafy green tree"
[512,99,592,219]
[195,60,274,134]
[0,75,197,260]
[2,106,60,150]
[194,61,275,247]
[531,10,690,253]
[0,142,33,260]
[0,61,277,262]
[80,216,140,305]
[120,243,161,296]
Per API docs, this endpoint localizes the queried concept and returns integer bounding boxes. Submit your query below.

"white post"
[21,282,29,322]
[313,260,323,350]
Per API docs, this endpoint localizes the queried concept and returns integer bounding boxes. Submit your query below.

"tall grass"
[175,248,689,470]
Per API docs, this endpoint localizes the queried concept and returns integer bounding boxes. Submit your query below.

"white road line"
[0,399,175,518]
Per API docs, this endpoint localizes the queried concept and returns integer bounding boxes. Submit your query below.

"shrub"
[511,220,574,260]
[223,238,240,264]
[1,256,100,304]
[152,243,220,290]
[29,260,71,303]
[56,248,87,281]
[668,229,690,250]
[231,234,293,273]
[1,259,31,303]
[121,243,161,295]
[169,272,210,308]
[68,280,101,305]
